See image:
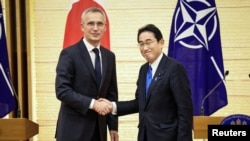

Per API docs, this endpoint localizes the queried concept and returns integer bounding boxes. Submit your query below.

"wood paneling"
[2,0,250,140]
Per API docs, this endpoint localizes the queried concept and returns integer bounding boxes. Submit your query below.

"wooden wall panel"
[32,0,250,140]
[2,0,250,140]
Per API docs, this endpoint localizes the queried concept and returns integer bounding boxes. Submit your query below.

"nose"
[141,45,150,50]
[93,24,99,30]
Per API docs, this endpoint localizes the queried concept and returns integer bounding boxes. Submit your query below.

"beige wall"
[2,0,250,140]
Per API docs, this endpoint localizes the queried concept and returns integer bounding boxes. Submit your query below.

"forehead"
[138,31,155,41]
[83,12,105,22]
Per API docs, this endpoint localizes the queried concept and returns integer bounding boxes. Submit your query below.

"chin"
[145,58,151,62]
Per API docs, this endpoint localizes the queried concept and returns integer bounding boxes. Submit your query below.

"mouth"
[92,33,99,37]
[144,51,150,55]
[144,52,151,59]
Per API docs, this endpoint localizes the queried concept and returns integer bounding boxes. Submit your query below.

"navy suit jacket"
[117,54,193,141]
[55,39,118,141]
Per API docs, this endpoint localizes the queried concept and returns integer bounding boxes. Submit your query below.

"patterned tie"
[146,65,152,97]
[93,48,101,87]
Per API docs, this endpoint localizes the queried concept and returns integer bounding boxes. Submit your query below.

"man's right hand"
[93,98,113,115]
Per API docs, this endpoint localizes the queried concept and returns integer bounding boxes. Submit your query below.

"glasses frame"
[138,39,157,48]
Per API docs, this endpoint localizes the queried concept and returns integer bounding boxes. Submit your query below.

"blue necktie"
[93,48,101,87]
[146,65,152,97]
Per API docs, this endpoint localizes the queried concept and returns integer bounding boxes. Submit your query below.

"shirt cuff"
[112,102,117,115]
[89,99,95,109]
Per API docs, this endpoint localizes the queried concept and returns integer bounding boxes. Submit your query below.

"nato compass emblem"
[173,0,218,51]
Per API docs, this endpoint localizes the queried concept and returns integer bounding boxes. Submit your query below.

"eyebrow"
[139,39,155,42]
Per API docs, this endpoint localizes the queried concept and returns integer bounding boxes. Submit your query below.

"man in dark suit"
[55,7,118,141]
[103,24,193,141]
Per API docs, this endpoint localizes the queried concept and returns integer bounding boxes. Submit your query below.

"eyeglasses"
[82,21,105,28]
[138,40,156,48]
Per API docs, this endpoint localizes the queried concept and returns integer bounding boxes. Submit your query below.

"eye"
[138,40,156,48]
[87,22,95,26]
[97,22,104,27]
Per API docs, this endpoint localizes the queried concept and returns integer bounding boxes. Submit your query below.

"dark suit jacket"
[55,39,118,141]
[117,54,193,141]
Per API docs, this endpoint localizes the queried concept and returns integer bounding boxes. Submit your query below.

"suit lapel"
[139,65,148,109]
[145,55,167,103]
[78,41,97,85]
[142,65,148,102]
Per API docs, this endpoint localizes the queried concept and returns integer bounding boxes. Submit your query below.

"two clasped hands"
[93,98,115,116]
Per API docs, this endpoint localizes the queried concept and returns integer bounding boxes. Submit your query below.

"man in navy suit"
[55,7,118,141]
[103,24,193,141]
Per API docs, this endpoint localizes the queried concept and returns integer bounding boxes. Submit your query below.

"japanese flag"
[63,0,110,49]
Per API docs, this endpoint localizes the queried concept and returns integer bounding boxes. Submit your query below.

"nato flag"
[168,0,228,115]
[0,2,16,118]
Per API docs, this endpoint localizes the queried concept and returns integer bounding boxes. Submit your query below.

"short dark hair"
[137,24,163,42]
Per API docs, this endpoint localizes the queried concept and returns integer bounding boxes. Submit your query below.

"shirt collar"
[149,53,163,75]
[83,38,100,52]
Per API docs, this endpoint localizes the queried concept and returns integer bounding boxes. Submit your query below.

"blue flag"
[0,2,16,118]
[168,0,228,116]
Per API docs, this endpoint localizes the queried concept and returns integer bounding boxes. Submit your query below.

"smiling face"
[138,31,164,63]
[81,9,106,47]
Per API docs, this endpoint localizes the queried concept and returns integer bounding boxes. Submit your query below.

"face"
[138,31,164,63]
[81,11,106,47]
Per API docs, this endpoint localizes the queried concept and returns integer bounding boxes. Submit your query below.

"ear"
[160,39,165,49]
[160,38,165,45]
[103,23,107,32]
[80,23,84,32]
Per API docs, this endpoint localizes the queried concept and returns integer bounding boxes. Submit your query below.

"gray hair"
[81,7,106,23]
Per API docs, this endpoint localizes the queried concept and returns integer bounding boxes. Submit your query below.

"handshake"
[93,98,114,116]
